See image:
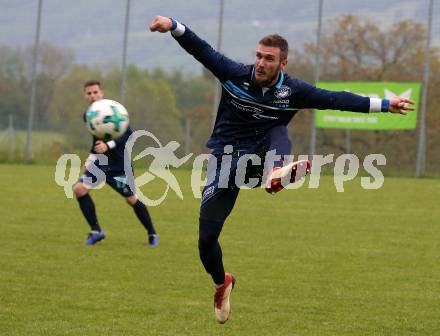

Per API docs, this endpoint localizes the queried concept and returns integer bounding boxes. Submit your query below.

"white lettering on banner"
[367,117,378,123]
[323,115,379,124]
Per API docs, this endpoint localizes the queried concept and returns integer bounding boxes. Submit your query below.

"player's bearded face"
[253,45,287,87]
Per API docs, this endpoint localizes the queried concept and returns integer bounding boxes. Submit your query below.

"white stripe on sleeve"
[171,21,185,37]
[369,98,382,113]
[106,140,116,149]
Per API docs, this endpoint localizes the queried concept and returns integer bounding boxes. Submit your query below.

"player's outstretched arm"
[292,80,416,115]
[388,97,415,115]
[148,15,245,82]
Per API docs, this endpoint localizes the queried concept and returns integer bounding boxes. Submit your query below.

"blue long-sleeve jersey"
[171,22,388,149]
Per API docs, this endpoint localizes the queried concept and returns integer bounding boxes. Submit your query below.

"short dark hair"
[83,79,101,89]
[258,34,289,61]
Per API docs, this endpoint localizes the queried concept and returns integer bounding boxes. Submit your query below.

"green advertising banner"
[315,82,420,130]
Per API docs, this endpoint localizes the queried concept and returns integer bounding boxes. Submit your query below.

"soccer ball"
[85,99,129,140]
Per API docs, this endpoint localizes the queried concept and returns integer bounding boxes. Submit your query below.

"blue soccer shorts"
[79,169,134,197]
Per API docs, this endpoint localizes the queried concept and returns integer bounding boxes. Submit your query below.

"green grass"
[0,164,439,335]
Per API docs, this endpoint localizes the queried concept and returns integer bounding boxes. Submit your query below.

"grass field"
[0,164,439,335]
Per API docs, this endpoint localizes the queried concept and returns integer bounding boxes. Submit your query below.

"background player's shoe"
[85,230,105,245]
[265,159,311,194]
[148,234,159,247]
[214,273,236,324]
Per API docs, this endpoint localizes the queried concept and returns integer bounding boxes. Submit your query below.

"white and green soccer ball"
[85,99,129,140]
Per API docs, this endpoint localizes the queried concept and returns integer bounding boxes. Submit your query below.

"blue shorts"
[79,170,134,197]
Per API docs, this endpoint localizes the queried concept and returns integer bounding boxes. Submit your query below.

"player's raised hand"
[149,16,173,33]
[388,97,415,115]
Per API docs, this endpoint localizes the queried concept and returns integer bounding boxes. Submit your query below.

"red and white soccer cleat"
[214,273,236,324]
[265,159,311,194]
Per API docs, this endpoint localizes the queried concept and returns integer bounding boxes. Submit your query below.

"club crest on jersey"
[274,85,291,99]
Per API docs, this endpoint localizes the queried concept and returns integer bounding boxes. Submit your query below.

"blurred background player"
[72,80,158,246]
[149,16,415,323]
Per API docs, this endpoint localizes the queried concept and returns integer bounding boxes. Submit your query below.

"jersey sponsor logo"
[230,99,279,120]
[272,99,290,108]
[274,85,292,99]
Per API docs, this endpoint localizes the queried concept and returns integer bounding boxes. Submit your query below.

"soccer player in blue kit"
[72,80,158,246]
[149,16,415,323]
